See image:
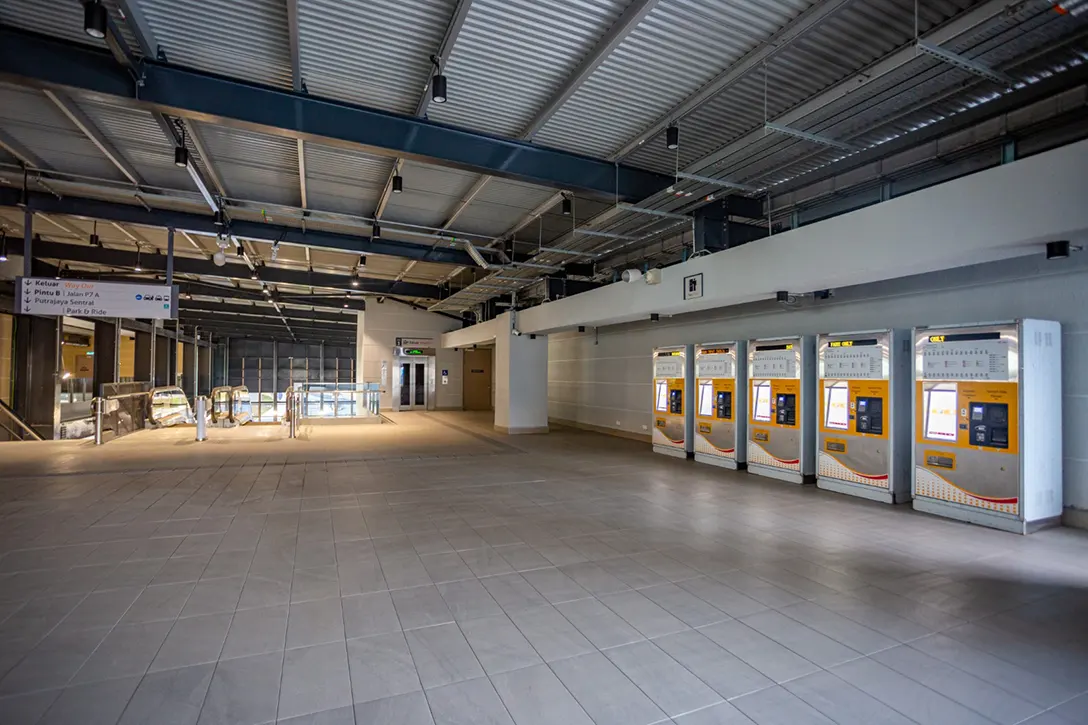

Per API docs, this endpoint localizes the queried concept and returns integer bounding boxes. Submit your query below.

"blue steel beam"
[0,188,477,266]
[0,27,672,202]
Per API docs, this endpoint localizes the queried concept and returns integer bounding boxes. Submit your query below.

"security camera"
[621,269,643,284]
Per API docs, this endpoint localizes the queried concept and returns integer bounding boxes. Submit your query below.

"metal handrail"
[0,398,43,441]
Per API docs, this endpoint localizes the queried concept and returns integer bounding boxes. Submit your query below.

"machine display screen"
[697,381,715,417]
[752,381,772,422]
[824,383,850,430]
[924,386,959,442]
[655,381,669,413]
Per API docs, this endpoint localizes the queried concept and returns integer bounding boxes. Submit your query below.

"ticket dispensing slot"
[913,320,1062,534]
[693,342,746,469]
[817,331,909,504]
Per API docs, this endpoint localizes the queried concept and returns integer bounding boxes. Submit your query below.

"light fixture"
[358,255,366,267]
[392,174,403,193]
[212,250,226,266]
[666,123,679,150]
[0,230,7,262]
[250,268,258,280]
[351,274,360,288]
[89,220,100,247]
[83,0,107,39]
[372,223,381,239]
[430,55,447,104]
[462,240,488,269]
[1047,240,1071,260]
[134,248,142,273]
[174,144,188,168]
[62,371,73,380]
[263,287,271,296]
[561,196,572,216]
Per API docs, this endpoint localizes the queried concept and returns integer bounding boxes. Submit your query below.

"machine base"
[912,496,1059,534]
[654,445,689,459]
[748,463,806,484]
[694,453,744,470]
[818,477,907,505]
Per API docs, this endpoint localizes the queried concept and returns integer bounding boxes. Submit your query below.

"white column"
[354,310,365,386]
[494,314,548,434]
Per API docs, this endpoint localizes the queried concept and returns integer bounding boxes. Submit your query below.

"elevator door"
[398,361,428,410]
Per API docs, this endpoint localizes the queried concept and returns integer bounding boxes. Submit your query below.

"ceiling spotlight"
[134,248,142,273]
[561,196,572,216]
[462,240,489,269]
[174,145,188,168]
[0,230,8,262]
[392,174,403,194]
[83,0,107,39]
[666,124,679,150]
[430,55,447,104]
[250,268,258,280]
[372,223,381,239]
[213,250,226,266]
[358,255,367,267]
[1046,240,1071,260]
[263,287,271,296]
[351,274,360,288]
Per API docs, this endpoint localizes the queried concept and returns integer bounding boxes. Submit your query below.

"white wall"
[358,303,464,410]
[549,254,1088,514]
[495,331,548,432]
[521,139,1088,334]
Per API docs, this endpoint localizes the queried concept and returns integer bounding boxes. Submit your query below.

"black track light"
[350,274,360,288]
[89,220,100,247]
[1046,240,1071,260]
[250,268,259,280]
[561,196,572,216]
[666,124,679,150]
[358,255,367,267]
[174,145,188,168]
[392,174,403,193]
[84,0,107,39]
[372,223,381,239]
[430,55,447,104]
[263,287,271,296]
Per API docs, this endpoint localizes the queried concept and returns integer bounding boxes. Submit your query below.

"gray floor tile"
[149,613,232,672]
[55,586,143,632]
[202,550,255,579]
[602,640,723,717]
[0,689,64,725]
[598,557,670,589]
[426,677,514,725]
[291,567,341,604]
[831,656,998,725]
[354,691,434,724]
[37,675,141,725]
[180,576,245,618]
[279,642,353,720]
[1019,713,1081,725]
[392,585,455,630]
[671,701,756,725]
[380,555,434,590]
[872,643,1044,724]
[239,574,292,610]
[342,591,401,639]
[198,651,282,725]
[600,589,689,638]
[550,651,668,725]
[337,561,387,596]
[520,568,590,605]
[490,664,594,725]
[805,591,935,643]
[420,553,475,584]
[459,613,542,674]
[505,604,594,663]
[631,551,701,582]
[783,670,916,725]
[639,583,731,628]
[738,610,862,668]
[405,622,484,689]
[287,597,345,648]
[776,601,899,655]
[222,604,288,660]
[678,578,768,619]
[458,547,517,578]
[71,620,172,684]
[480,574,550,614]
[1055,693,1088,724]
[346,632,421,704]
[697,620,820,684]
[495,544,552,573]
[653,629,774,701]
[121,582,196,624]
[731,686,837,725]
[278,705,355,724]
[117,662,215,725]
[558,562,631,596]
[555,597,644,649]
[436,580,503,622]
[0,626,110,694]
[152,557,210,586]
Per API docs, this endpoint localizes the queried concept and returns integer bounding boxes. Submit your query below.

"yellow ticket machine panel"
[653,345,692,459]
[912,320,1061,534]
[747,336,815,484]
[694,342,746,469]
[817,330,911,504]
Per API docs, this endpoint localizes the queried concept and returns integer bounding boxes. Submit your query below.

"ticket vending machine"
[747,336,816,483]
[652,345,693,459]
[817,330,911,503]
[913,320,1062,533]
[694,342,747,469]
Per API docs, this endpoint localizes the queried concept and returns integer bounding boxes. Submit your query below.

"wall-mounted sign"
[683,273,704,301]
[442,375,449,386]
[16,277,177,319]
[403,348,425,356]
[396,336,435,348]
[381,360,388,386]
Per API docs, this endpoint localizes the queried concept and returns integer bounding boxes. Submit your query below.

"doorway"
[393,355,434,411]
[463,348,493,411]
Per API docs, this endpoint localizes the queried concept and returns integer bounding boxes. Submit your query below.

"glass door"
[399,363,412,407]
[396,359,430,410]
[414,363,426,407]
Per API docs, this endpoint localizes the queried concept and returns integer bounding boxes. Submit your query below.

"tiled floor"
[1,412,1087,725]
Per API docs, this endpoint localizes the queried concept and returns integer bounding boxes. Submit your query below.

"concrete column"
[92,318,121,397]
[199,343,212,396]
[182,340,197,399]
[494,317,548,435]
[12,314,61,439]
[355,310,365,385]
[154,333,172,387]
[134,329,154,382]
